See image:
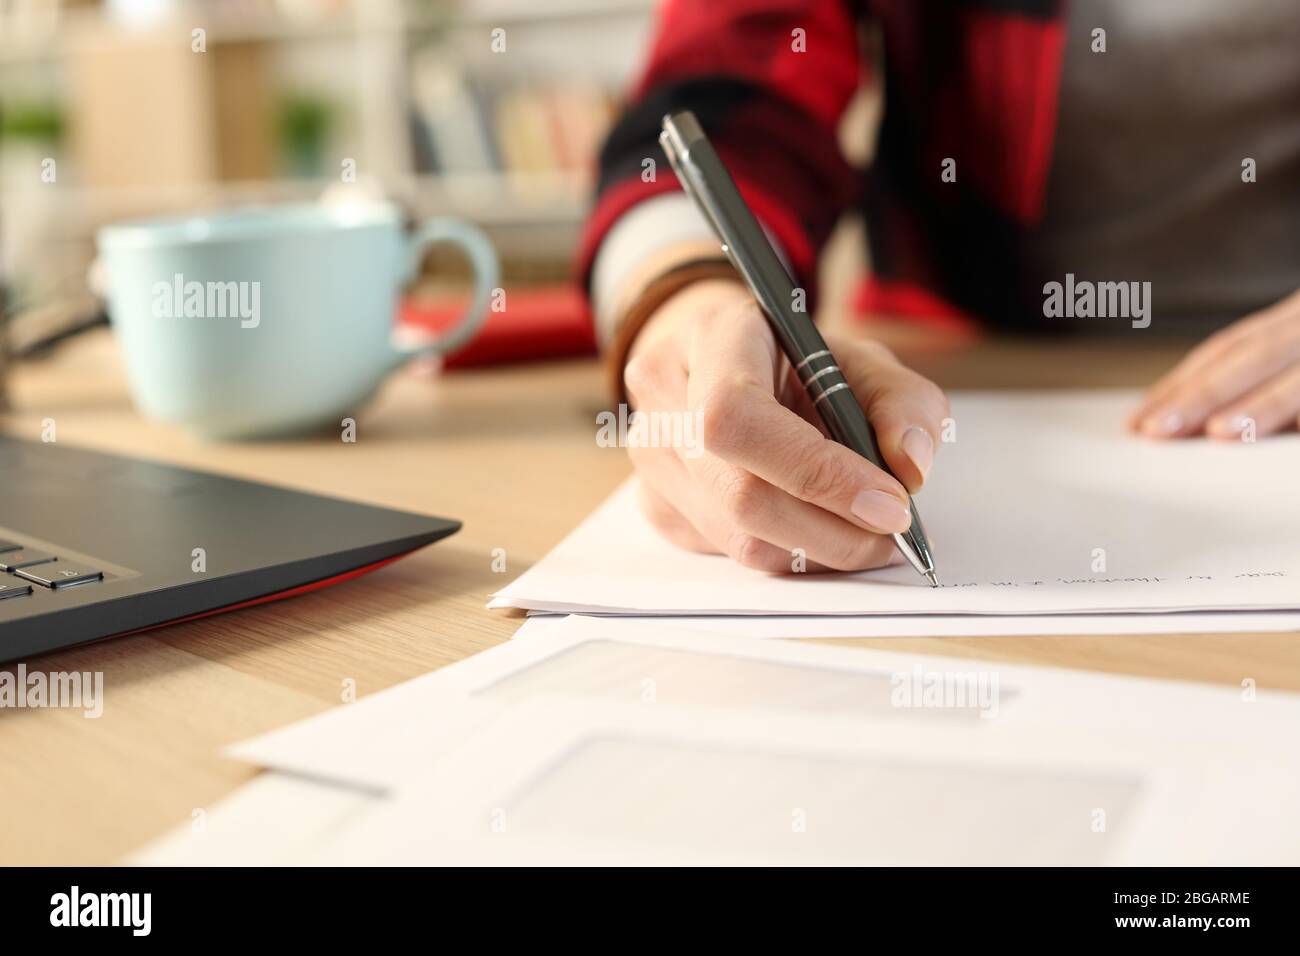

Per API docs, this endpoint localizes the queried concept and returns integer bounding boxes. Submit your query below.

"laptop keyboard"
[0,539,103,597]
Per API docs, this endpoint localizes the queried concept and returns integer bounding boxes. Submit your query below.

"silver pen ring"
[802,364,842,386]
[793,349,832,372]
[812,382,853,406]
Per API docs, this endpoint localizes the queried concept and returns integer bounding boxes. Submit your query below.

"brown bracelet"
[604,258,741,405]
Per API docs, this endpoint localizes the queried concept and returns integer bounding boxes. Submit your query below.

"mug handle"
[395,218,500,360]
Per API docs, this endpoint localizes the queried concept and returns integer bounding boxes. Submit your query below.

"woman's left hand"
[1130,289,1300,440]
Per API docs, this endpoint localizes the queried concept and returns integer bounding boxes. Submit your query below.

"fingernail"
[1141,411,1183,437]
[850,489,912,533]
[900,427,934,481]
[1208,414,1250,440]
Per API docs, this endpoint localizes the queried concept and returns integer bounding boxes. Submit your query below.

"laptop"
[0,437,459,662]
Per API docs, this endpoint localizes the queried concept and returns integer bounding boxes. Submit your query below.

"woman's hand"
[622,278,949,572]
[1130,289,1300,439]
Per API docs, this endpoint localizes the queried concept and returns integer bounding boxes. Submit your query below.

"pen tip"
[925,570,939,588]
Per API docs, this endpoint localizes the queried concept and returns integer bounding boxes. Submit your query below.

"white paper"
[515,610,1300,639]
[127,773,375,866]
[232,615,1300,794]
[490,392,1300,616]
[308,695,1300,866]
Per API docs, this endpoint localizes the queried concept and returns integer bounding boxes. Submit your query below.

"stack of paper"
[491,391,1300,636]
[133,615,1300,865]
[132,392,1300,865]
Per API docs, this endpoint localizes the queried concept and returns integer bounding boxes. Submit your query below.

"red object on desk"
[399,284,598,369]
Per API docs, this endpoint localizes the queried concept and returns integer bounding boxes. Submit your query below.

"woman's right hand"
[622,277,950,572]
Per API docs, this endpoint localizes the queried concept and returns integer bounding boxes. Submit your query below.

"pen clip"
[659,120,739,270]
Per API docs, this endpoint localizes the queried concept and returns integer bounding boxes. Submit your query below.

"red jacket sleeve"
[578,0,865,304]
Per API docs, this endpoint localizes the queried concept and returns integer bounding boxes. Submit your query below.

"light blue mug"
[96,202,499,439]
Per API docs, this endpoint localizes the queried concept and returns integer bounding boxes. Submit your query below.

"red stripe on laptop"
[108,552,410,640]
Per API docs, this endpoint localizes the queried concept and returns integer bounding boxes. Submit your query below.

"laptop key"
[0,580,33,600]
[15,563,104,588]
[0,538,22,554]
[0,549,56,571]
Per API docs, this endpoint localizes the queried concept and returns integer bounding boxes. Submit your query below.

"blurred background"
[0,0,662,372]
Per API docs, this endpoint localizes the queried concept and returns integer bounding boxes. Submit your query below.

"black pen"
[659,111,938,586]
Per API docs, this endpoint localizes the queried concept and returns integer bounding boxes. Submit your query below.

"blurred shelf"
[0,0,654,63]
[0,2,637,269]
[454,0,652,26]
[0,171,591,231]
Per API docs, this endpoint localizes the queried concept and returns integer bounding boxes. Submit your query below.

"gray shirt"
[1026,0,1300,334]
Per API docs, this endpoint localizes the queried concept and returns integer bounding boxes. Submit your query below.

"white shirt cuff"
[589,194,719,348]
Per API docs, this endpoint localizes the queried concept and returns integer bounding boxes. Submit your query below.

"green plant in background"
[0,101,65,145]
[405,0,455,52]
[277,93,336,178]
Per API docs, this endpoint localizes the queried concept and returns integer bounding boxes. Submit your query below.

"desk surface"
[2,328,1296,864]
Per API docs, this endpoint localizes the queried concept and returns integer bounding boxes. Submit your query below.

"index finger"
[685,306,912,534]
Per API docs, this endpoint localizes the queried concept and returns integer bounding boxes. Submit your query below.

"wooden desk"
[1,328,1296,864]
